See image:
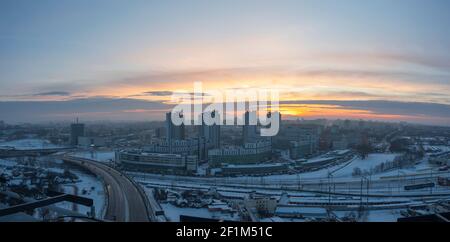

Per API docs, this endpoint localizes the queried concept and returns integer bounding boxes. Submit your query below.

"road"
[61,156,150,222]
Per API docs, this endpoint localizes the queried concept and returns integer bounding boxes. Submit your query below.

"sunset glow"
[1,0,449,125]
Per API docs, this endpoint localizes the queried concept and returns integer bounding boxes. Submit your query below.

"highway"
[61,156,151,222]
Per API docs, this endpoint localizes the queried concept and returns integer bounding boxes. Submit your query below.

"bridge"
[60,155,167,222]
[0,147,72,158]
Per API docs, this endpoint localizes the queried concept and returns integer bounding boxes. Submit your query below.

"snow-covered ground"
[0,157,106,219]
[332,153,399,178]
[333,209,403,222]
[0,158,17,168]
[57,170,106,218]
[0,138,64,150]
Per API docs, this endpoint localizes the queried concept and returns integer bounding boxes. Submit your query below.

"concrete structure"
[289,138,317,159]
[116,150,198,174]
[165,112,185,152]
[208,140,272,167]
[243,111,258,143]
[199,111,221,149]
[70,121,85,146]
[158,111,219,161]
[145,137,207,160]
[62,156,152,222]
[244,193,277,216]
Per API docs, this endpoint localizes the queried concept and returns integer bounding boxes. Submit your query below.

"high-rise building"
[166,112,185,153]
[199,111,221,149]
[243,111,258,143]
[166,112,185,141]
[70,119,85,146]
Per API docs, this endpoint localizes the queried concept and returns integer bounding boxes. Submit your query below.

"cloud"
[0,97,449,126]
[0,97,172,123]
[280,100,450,119]
[143,91,173,96]
[142,90,211,97]
[33,91,71,96]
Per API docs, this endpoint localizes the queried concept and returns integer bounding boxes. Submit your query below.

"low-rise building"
[244,193,277,216]
[115,150,198,174]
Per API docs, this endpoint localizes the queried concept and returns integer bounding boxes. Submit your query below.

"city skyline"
[1,0,450,125]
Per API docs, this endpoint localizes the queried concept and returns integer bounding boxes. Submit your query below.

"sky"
[0,0,449,125]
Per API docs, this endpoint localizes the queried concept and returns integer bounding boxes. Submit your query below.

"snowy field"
[58,170,106,218]
[222,153,400,182]
[0,138,64,150]
[0,157,106,219]
[333,209,403,222]
[332,153,399,178]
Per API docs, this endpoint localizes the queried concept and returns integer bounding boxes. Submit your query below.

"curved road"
[61,156,150,222]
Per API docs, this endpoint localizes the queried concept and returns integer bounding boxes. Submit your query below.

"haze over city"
[1,0,450,125]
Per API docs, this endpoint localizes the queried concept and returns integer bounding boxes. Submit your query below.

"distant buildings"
[208,140,272,167]
[243,111,258,143]
[145,137,206,159]
[70,120,85,146]
[77,136,106,148]
[274,123,321,158]
[289,140,315,159]
[199,111,221,149]
[166,112,185,141]
[332,135,349,150]
[118,110,284,175]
